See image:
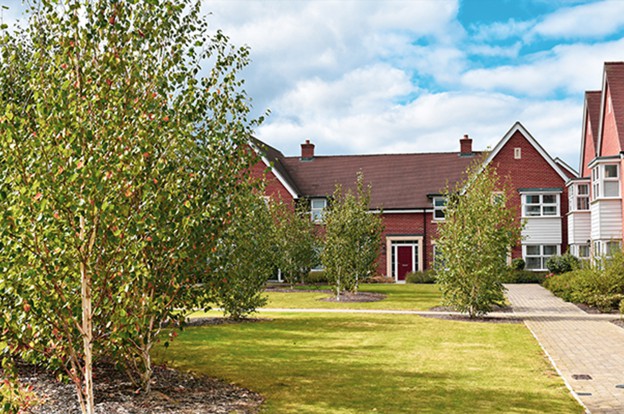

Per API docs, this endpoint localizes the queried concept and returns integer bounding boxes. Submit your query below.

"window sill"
[591,196,622,202]
[521,215,561,219]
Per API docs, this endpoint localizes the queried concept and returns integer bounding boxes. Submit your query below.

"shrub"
[406,270,437,284]
[304,270,329,285]
[362,275,395,284]
[545,253,580,274]
[543,252,624,311]
[510,258,526,271]
[503,270,547,284]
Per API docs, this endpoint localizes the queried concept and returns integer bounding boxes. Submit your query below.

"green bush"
[406,270,437,284]
[545,253,580,274]
[304,270,329,285]
[543,252,624,311]
[510,258,526,271]
[503,270,547,284]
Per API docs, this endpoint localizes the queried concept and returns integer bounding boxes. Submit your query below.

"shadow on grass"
[157,314,582,414]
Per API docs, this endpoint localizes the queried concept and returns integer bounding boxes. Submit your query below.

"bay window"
[592,163,620,199]
[523,194,559,217]
[569,183,589,211]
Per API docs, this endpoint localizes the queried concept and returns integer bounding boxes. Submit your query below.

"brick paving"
[505,284,624,414]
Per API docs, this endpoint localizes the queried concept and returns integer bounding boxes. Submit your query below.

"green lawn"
[159,312,582,414]
[264,283,442,310]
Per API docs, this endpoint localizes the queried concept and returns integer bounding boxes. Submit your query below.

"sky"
[3,0,624,170]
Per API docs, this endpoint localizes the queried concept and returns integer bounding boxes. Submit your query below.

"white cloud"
[531,0,624,39]
[257,88,582,168]
[471,19,534,42]
[460,38,624,96]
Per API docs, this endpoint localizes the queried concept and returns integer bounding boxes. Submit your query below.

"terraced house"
[570,62,624,259]
[252,122,575,280]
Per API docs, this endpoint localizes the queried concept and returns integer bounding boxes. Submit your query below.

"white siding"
[568,212,591,244]
[522,217,562,244]
[590,199,622,240]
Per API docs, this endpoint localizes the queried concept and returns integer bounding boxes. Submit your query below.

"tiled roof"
[586,90,602,149]
[279,152,479,209]
[604,62,624,150]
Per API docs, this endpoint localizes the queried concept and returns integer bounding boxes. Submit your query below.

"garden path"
[505,283,624,414]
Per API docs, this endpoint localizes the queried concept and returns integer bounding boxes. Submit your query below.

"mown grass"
[264,283,442,311]
[158,312,582,414]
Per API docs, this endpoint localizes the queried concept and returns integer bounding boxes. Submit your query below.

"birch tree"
[0,0,261,411]
[435,161,522,318]
[321,173,383,299]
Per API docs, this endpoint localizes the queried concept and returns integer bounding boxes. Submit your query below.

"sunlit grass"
[158,312,582,414]
[264,283,442,311]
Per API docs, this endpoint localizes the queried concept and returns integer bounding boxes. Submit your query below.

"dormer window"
[592,163,620,199]
[433,197,446,220]
[310,198,327,222]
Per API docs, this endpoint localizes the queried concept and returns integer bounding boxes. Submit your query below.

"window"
[310,198,327,222]
[578,245,590,259]
[569,183,589,211]
[433,197,446,220]
[593,240,622,258]
[592,164,620,199]
[607,241,621,256]
[514,148,521,159]
[524,245,558,270]
[522,194,559,217]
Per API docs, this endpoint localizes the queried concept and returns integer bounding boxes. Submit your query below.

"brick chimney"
[460,134,473,156]
[301,139,315,161]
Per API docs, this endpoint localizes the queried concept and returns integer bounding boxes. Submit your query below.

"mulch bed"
[11,362,263,414]
[422,305,523,324]
[265,286,386,303]
[320,292,386,302]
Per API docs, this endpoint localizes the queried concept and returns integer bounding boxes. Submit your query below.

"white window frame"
[310,198,327,222]
[433,197,446,221]
[522,193,560,217]
[514,148,521,159]
[569,183,589,211]
[523,244,560,271]
[592,163,620,199]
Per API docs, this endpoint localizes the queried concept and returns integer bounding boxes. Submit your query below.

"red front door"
[397,245,413,281]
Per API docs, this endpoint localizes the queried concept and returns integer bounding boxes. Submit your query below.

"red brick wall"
[600,87,621,157]
[249,160,296,206]
[490,130,569,258]
[376,212,439,276]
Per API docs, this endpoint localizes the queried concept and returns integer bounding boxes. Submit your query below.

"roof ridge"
[282,150,484,160]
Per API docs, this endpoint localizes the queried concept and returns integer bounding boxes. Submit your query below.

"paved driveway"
[505,284,624,414]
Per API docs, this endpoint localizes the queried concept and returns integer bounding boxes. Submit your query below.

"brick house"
[252,121,574,280]
[570,62,624,259]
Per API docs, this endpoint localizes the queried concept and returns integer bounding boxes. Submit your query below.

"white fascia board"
[482,122,570,182]
[596,72,609,157]
[259,155,299,199]
[554,157,579,179]
[248,139,299,200]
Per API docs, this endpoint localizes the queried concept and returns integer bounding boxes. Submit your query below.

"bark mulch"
[10,362,262,414]
[423,305,523,324]
[265,285,386,303]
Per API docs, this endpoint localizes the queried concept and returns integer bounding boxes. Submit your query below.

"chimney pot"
[301,140,315,160]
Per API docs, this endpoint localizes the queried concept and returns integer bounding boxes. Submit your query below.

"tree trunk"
[80,216,95,414]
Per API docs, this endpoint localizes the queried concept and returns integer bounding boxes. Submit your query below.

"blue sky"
[4,0,624,170]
